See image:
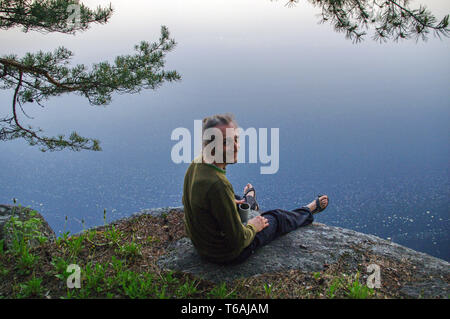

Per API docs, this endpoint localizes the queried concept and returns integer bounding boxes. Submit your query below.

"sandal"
[311,194,328,215]
[244,187,260,211]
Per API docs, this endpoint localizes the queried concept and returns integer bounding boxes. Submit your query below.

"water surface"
[1,0,449,260]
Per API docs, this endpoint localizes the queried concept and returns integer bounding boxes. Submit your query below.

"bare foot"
[243,183,255,197]
[307,195,329,214]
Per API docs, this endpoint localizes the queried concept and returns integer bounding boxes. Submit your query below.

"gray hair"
[202,113,238,147]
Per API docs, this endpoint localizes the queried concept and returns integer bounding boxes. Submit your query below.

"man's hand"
[247,215,269,233]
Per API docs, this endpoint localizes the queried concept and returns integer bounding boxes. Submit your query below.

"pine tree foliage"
[0,0,113,33]
[0,1,180,151]
[277,0,449,43]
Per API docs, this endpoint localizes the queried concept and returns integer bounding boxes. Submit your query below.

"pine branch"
[0,26,181,152]
[0,0,114,34]
[1,70,100,151]
[273,0,449,43]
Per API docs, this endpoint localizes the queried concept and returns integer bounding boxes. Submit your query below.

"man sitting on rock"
[182,113,329,265]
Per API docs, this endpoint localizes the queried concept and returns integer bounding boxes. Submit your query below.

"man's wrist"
[246,222,257,234]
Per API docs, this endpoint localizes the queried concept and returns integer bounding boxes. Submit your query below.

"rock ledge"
[155,208,449,298]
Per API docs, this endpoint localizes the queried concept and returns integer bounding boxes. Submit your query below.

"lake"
[1,0,449,261]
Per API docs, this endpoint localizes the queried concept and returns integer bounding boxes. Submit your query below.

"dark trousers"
[227,194,314,265]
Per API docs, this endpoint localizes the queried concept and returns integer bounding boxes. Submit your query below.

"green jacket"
[182,156,257,263]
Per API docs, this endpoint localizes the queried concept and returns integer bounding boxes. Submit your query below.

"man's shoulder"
[208,176,231,192]
[185,162,231,192]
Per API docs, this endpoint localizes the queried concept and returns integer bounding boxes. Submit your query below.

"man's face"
[216,123,240,164]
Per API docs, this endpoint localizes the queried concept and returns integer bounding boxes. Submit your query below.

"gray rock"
[0,204,55,249]
[157,208,450,298]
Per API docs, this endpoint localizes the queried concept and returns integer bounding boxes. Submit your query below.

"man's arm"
[208,180,257,251]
